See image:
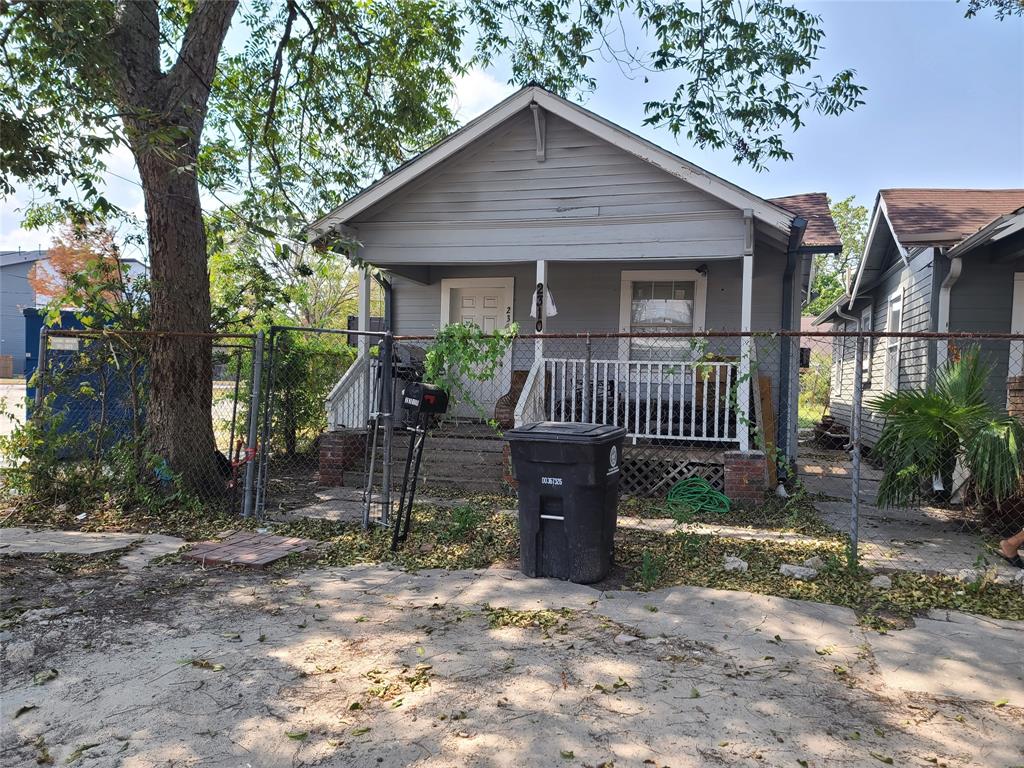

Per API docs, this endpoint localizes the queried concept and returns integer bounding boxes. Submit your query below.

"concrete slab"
[596,584,866,667]
[451,568,602,611]
[871,610,1024,706]
[0,527,186,571]
[815,501,1015,577]
[0,527,142,556]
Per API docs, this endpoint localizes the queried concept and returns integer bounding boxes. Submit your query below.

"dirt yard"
[2,552,1021,768]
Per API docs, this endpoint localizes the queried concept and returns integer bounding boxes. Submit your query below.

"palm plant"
[871,349,1024,508]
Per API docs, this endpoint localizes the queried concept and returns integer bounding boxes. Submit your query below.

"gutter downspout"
[936,251,961,371]
[778,216,807,473]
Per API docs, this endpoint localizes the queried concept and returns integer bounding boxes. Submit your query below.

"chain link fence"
[0,328,262,524]
[3,324,1023,582]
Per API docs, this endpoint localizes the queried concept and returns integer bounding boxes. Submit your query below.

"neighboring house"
[308,85,840,491]
[815,189,1024,447]
[0,249,147,376]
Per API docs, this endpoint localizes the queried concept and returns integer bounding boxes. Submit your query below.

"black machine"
[390,381,449,550]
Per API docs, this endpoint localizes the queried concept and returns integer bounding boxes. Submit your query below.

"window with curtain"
[629,280,696,359]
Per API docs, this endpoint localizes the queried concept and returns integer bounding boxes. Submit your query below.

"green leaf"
[285,731,308,741]
[560,750,575,759]
[352,727,371,736]
[869,753,894,765]
[32,669,58,685]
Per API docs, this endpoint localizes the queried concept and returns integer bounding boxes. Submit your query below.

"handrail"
[513,356,545,426]
[326,354,370,429]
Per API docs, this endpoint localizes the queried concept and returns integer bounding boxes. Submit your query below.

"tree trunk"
[135,148,221,494]
[113,0,239,496]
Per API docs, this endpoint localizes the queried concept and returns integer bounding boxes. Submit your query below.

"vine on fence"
[422,322,519,429]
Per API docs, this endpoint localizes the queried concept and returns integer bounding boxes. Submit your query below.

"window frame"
[883,288,903,392]
[619,269,708,360]
[860,303,873,388]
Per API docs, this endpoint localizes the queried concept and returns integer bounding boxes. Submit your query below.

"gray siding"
[353,109,748,264]
[0,262,34,375]
[389,243,794,453]
[948,246,1024,408]
[830,248,935,447]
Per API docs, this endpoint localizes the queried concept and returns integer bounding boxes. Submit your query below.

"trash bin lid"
[505,422,627,444]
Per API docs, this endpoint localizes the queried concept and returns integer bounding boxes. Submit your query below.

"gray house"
[308,86,839,493]
[0,249,148,376]
[815,189,1024,446]
[1,249,46,375]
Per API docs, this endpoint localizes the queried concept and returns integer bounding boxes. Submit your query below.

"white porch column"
[357,268,372,424]
[737,211,754,452]
[534,259,547,361]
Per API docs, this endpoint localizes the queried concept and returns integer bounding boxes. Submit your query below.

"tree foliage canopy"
[1,0,872,238]
[804,195,869,317]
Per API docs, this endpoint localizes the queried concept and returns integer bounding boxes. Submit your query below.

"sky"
[1,0,1022,255]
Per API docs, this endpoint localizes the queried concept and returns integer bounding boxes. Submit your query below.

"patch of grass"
[1,493,258,542]
[275,506,520,572]
[483,605,574,631]
[621,486,837,538]
[614,526,1024,624]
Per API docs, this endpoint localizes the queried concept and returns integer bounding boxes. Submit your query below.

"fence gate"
[253,325,394,525]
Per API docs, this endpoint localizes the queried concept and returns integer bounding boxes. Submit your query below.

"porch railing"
[515,357,740,443]
[326,354,374,430]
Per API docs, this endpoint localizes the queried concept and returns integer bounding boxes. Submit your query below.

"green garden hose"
[664,477,731,521]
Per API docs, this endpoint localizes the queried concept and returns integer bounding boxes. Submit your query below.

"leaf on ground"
[689,687,701,699]
[352,726,371,736]
[815,646,834,656]
[183,658,224,672]
[221,632,241,642]
[869,752,894,765]
[348,701,363,711]
[14,704,38,718]
[994,698,1009,708]
[285,731,308,741]
[560,750,575,759]
[258,633,266,643]
[66,742,100,764]
[32,669,58,685]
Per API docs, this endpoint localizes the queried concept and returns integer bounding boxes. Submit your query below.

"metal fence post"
[380,331,395,527]
[849,333,864,568]
[34,327,48,407]
[583,332,592,420]
[242,330,264,519]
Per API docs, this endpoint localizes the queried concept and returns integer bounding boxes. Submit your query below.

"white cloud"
[0,145,145,254]
[449,68,515,123]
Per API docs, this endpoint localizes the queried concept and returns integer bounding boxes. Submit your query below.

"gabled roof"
[307,85,797,241]
[849,188,1024,307]
[767,193,841,250]
[947,205,1024,259]
[879,188,1024,246]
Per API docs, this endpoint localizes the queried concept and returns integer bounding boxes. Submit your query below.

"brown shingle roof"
[767,193,841,249]
[880,189,1024,246]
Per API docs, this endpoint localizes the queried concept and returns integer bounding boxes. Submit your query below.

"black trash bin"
[505,422,627,584]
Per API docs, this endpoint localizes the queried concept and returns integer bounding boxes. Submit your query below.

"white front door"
[441,279,514,420]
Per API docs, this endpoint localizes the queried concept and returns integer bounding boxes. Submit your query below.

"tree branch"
[165,0,238,131]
